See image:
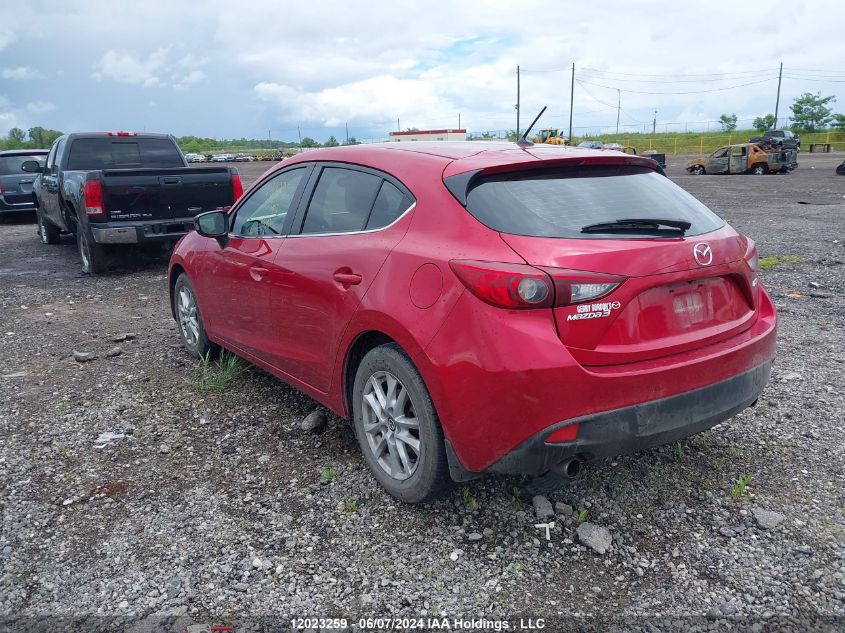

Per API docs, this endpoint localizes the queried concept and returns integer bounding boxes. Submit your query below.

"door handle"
[249,266,269,281]
[333,271,362,286]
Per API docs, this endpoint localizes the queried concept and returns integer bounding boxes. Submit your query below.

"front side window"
[231,167,306,237]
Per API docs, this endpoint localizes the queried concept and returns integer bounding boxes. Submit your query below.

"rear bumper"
[0,197,36,213]
[90,217,195,245]
[488,359,772,475]
[426,287,777,475]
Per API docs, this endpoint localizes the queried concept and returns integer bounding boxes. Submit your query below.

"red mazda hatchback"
[168,142,776,502]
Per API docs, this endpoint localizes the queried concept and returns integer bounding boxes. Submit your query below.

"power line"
[577,77,777,95]
[578,66,777,78]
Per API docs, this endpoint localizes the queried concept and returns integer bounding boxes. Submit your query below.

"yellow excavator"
[534,128,569,145]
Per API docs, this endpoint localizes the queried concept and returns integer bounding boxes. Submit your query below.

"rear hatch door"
[0,153,46,205]
[460,163,758,366]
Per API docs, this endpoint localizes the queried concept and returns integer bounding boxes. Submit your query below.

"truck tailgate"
[99,167,235,221]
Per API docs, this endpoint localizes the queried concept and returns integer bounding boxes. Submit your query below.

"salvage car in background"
[168,142,776,503]
[0,149,48,214]
[29,132,243,274]
[687,143,797,175]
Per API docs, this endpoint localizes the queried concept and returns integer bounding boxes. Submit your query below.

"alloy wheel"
[361,371,421,481]
[177,286,200,348]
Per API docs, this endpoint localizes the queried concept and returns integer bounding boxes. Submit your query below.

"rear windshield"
[66,138,184,170]
[0,154,47,175]
[463,166,724,238]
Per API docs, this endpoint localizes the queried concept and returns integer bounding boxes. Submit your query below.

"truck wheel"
[690,165,705,175]
[77,228,109,274]
[352,343,451,503]
[37,208,61,245]
[173,273,218,359]
[751,164,768,175]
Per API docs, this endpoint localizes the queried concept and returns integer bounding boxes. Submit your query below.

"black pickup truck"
[749,129,801,150]
[26,132,243,274]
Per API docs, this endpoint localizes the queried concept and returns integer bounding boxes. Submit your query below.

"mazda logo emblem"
[693,243,713,266]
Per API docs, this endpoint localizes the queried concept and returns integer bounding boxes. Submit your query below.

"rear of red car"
[427,155,776,476]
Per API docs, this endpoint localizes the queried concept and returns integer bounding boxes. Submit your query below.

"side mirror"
[195,210,228,243]
[21,160,43,173]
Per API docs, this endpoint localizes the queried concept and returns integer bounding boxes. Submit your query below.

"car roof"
[0,149,49,156]
[281,142,658,178]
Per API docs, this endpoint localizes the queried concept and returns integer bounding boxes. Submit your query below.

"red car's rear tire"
[353,343,451,503]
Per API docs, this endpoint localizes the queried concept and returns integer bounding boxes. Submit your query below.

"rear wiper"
[581,218,691,234]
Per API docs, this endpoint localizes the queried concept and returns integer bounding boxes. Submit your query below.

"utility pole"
[397,118,400,132]
[774,62,783,128]
[516,65,520,137]
[345,122,349,144]
[568,63,575,142]
[616,89,621,135]
[458,112,461,129]
[652,109,657,134]
[297,126,302,151]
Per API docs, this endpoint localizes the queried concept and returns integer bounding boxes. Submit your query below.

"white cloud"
[0,27,14,51]
[174,69,207,90]
[26,101,56,113]
[92,48,169,86]
[2,67,41,80]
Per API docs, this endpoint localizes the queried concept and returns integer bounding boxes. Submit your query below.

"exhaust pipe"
[552,457,584,480]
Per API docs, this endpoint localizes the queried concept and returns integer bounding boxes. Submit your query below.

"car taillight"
[84,180,105,216]
[449,260,553,309]
[745,240,759,272]
[543,269,624,306]
[232,172,244,201]
[450,260,624,309]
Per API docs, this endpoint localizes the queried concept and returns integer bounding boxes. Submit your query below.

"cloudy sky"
[2,0,844,143]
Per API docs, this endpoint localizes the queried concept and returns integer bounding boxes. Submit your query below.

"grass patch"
[673,441,686,462]
[344,499,359,512]
[731,474,753,501]
[194,351,249,392]
[759,255,801,270]
[320,467,336,484]
[462,486,479,511]
[576,508,589,524]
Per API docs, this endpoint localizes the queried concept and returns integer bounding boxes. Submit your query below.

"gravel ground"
[1,154,843,632]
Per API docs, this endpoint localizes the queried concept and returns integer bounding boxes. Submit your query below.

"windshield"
[67,138,184,170]
[0,154,47,175]
[462,165,725,239]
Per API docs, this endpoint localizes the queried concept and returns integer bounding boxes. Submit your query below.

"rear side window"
[367,181,412,230]
[301,167,382,234]
[462,166,724,239]
[67,138,184,170]
[0,154,47,175]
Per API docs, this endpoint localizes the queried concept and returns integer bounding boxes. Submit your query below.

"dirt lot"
[1,153,844,631]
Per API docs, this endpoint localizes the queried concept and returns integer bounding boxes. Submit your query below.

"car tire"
[173,273,218,359]
[352,343,451,503]
[691,165,705,175]
[37,207,61,245]
[751,163,768,175]
[77,227,108,274]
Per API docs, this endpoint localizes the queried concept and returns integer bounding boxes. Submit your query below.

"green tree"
[300,137,320,148]
[718,114,738,133]
[789,92,836,132]
[27,126,63,148]
[831,113,845,131]
[324,135,339,147]
[506,130,519,142]
[343,136,361,145]
[752,114,776,133]
[6,127,26,148]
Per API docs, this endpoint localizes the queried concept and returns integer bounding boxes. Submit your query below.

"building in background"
[389,129,467,142]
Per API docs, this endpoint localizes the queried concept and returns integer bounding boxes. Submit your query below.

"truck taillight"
[232,172,244,201]
[84,180,105,216]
